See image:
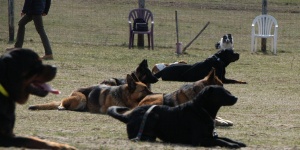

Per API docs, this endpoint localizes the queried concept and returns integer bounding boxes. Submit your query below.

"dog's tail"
[28,101,61,110]
[107,106,130,123]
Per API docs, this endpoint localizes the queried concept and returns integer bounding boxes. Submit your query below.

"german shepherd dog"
[0,49,76,149]
[138,68,233,126]
[28,73,152,113]
[107,85,246,148]
[154,49,247,84]
[101,59,158,89]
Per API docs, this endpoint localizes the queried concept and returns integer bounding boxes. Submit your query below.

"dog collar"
[0,83,9,97]
[132,105,157,141]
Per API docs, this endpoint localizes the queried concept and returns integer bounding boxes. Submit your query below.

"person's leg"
[13,15,32,48]
[32,15,53,59]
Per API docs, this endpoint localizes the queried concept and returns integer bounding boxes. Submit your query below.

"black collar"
[212,55,225,66]
[132,105,157,141]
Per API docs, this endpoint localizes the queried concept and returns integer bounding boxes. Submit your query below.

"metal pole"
[261,0,267,53]
[175,11,179,44]
[137,0,145,48]
[8,0,15,42]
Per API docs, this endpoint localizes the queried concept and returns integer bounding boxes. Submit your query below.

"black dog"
[154,49,246,84]
[0,48,75,149]
[101,59,158,89]
[107,85,246,148]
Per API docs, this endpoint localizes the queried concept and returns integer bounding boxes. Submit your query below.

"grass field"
[1,0,300,149]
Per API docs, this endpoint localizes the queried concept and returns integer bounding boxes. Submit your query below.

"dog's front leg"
[199,138,241,148]
[222,78,247,84]
[217,137,246,147]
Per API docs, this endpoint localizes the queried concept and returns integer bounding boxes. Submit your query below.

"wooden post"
[137,0,145,48]
[8,0,15,42]
[261,0,267,53]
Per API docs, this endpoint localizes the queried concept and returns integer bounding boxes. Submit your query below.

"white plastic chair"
[251,15,278,54]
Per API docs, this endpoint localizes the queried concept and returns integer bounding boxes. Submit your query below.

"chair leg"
[251,36,255,53]
[147,34,150,50]
[254,38,258,53]
[273,37,277,55]
[129,33,132,49]
[271,38,274,54]
[151,33,154,50]
[132,34,135,48]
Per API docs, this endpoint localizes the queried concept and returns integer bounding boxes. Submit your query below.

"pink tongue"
[39,83,61,94]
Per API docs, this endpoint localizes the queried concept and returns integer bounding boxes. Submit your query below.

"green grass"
[1,0,300,149]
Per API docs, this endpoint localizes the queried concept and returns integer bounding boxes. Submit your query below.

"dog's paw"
[239,81,247,84]
[28,105,38,110]
[215,117,233,126]
[48,142,77,150]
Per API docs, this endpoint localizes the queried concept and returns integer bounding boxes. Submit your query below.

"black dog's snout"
[43,65,57,80]
[49,65,57,73]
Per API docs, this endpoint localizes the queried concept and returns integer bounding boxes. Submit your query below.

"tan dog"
[28,73,152,113]
[151,60,187,74]
[138,68,233,126]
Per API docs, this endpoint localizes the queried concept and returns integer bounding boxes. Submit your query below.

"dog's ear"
[206,68,215,79]
[140,59,148,68]
[206,68,223,86]
[126,74,137,93]
[130,72,140,82]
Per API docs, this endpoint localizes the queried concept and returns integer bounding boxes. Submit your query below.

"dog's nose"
[44,65,57,80]
[49,65,57,74]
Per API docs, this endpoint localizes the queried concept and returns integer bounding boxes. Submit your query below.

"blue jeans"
[15,14,52,55]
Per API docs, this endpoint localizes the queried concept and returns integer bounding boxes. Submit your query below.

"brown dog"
[138,68,233,126]
[0,49,76,149]
[151,60,187,74]
[28,73,152,113]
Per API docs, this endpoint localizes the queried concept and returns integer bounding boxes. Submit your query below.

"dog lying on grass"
[138,68,233,126]
[0,49,76,149]
[107,85,246,148]
[154,49,247,84]
[29,73,152,113]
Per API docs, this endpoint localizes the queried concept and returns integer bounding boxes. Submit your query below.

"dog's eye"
[23,64,43,78]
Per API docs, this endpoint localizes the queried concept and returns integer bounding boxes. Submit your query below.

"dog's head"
[194,85,237,112]
[214,49,239,66]
[222,34,233,44]
[0,48,58,104]
[126,73,153,106]
[216,34,234,49]
[134,59,158,84]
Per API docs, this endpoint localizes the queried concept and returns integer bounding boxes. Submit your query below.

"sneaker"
[41,55,54,60]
